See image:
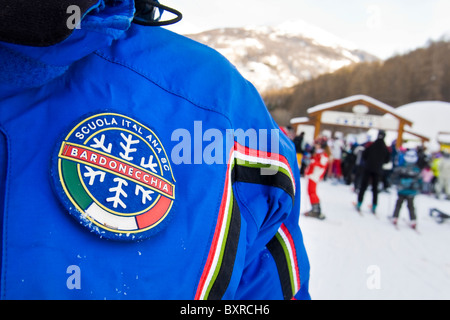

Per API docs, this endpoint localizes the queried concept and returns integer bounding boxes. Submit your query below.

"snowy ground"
[299,178,450,300]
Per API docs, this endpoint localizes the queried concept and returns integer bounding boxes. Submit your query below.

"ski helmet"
[404,150,418,165]
[314,136,328,149]
[377,130,386,140]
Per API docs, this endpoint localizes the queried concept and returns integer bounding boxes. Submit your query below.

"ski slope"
[299,178,450,300]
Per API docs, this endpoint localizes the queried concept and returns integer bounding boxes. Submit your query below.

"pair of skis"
[389,217,420,234]
[303,211,326,220]
[353,202,420,234]
[353,202,377,218]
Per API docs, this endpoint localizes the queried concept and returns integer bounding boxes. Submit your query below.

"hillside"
[186,20,378,94]
[281,40,450,125]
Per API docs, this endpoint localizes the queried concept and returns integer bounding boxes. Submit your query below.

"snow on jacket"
[0,0,310,300]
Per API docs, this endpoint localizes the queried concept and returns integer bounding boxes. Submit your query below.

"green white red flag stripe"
[195,149,236,300]
[59,159,171,233]
[277,224,301,296]
[195,142,297,300]
[60,142,175,199]
[234,141,296,194]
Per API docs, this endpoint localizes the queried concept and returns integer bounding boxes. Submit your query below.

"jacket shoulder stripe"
[195,141,298,299]
[267,224,301,300]
[233,165,295,200]
[206,194,241,300]
[195,151,240,300]
[234,141,296,194]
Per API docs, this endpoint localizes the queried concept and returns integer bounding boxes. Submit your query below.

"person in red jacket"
[305,137,330,220]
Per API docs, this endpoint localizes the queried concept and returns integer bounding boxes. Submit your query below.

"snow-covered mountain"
[186,20,379,93]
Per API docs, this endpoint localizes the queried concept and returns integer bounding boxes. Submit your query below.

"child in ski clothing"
[391,150,422,229]
[305,137,330,220]
[420,165,434,194]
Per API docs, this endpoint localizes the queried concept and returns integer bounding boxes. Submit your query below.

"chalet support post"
[396,119,405,149]
[314,112,322,139]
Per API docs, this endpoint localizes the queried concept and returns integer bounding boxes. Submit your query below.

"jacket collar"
[0,0,135,90]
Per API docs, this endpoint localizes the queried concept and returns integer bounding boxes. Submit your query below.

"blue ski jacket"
[0,0,310,300]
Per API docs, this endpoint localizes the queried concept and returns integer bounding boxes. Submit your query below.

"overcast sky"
[162,0,450,59]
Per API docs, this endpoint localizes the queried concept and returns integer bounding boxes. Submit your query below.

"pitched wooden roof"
[307,94,413,127]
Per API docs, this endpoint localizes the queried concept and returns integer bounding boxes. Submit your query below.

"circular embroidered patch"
[52,112,176,241]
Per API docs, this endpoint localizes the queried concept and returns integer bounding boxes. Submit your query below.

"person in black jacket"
[356,130,391,214]
[294,132,305,170]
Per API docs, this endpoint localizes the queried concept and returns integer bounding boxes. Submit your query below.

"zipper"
[0,126,7,295]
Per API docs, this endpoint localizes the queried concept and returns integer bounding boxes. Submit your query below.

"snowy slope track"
[299,178,450,300]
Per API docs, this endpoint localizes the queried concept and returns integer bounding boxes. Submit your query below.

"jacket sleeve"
[161,34,311,299]
[227,82,310,300]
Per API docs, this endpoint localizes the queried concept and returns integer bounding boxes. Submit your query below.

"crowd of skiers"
[291,128,450,228]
